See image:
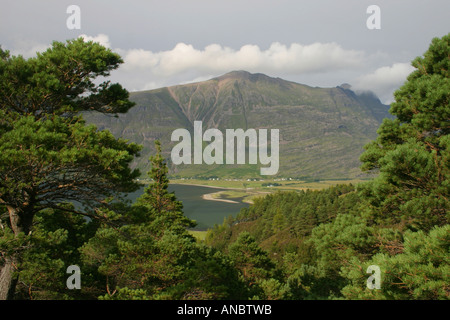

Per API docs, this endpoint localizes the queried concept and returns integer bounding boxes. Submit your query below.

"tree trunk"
[0,205,33,300]
[0,256,18,300]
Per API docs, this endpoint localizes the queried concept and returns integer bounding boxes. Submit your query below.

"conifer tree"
[228,232,275,293]
[0,39,139,300]
[335,33,450,299]
[359,33,449,231]
[135,140,196,230]
[341,224,450,300]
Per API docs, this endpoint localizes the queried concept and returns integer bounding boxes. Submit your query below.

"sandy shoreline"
[169,182,243,203]
[202,192,239,203]
[171,182,270,204]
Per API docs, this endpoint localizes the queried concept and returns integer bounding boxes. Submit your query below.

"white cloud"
[108,40,368,92]
[121,41,365,77]
[120,48,159,69]
[79,34,111,49]
[354,63,416,104]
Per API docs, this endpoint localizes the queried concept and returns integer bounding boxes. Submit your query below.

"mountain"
[83,71,392,179]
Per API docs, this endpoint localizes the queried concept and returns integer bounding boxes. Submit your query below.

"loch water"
[127,184,249,230]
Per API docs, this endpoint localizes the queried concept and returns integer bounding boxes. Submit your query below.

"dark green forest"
[0,34,448,300]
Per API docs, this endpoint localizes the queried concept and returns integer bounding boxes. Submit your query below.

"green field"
[138,177,368,203]
[168,177,367,203]
[166,177,367,189]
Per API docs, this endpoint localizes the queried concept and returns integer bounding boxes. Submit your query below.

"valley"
[84,70,387,238]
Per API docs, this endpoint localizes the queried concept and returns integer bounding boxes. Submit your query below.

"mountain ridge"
[84,71,392,179]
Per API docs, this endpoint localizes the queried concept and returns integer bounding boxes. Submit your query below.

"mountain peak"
[217,70,251,78]
[214,70,276,82]
[338,83,352,90]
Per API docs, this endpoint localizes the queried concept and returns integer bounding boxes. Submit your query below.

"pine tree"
[359,33,449,231]
[336,33,450,300]
[135,140,196,231]
[228,232,275,290]
[0,38,139,300]
[341,224,450,300]
[9,204,100,299]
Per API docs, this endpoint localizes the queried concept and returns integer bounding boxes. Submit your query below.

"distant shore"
[170,182,243,191]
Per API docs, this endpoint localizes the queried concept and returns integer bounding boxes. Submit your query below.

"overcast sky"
[1,0,449,103]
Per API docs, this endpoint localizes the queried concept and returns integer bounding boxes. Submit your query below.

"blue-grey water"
[127,184,249,230]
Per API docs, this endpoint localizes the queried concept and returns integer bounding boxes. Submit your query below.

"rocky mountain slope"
[84,71,392,179]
